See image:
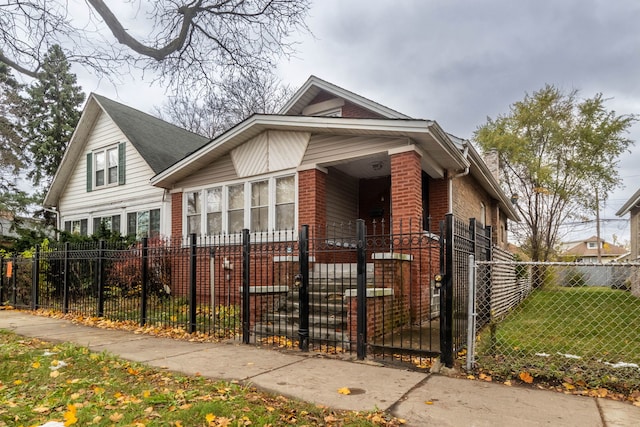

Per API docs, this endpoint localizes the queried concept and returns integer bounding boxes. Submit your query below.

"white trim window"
[127,209,160,239]
[185,174,296,235]
[95,146,118,187]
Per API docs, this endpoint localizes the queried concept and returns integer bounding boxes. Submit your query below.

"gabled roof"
[279,75,411,119]
[562,236,628,258]
[616,188,640,216]
[91,95,209,173]
[151,114,470,188]
[44,94,209,207]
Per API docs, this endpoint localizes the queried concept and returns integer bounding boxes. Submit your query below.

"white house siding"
[57,110,166,233]
[326,167,358,227]
[176,154,239,189]
[301,135,409,168]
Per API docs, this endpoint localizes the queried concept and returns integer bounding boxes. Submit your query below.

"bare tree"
[0,0,310,92]
[157,70,295,138]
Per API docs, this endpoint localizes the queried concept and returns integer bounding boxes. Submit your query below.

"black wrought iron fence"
[2,218,478,370]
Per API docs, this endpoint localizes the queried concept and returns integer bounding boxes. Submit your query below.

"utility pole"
[595,187,602,263]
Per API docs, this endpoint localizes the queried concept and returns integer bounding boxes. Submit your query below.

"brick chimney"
[483,149,500,182]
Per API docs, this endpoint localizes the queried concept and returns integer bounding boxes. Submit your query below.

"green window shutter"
[86,152,93,192]
[118,142,126,185]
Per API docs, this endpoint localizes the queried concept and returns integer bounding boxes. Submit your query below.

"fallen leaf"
[109,413,124,422]
[50,370,60,378]
[425,401,434,405]
[205,413,216,423]
[562,382,575,390]
[519,371,534,384]
[32,405,50,413]
[63,404,78,426]
[337,387,351,395]
[32,361,41,369]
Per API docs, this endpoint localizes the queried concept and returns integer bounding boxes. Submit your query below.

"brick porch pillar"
[389,147,423,235]
[170,191,183,240]
[297,166,327,238]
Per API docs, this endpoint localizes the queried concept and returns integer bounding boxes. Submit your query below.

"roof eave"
[151,116,470,188]
[616,187,640,216]
[44,94,101,207]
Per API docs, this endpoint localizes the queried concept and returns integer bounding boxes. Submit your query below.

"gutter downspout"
[448,142,470,213]
[42,206,60,239]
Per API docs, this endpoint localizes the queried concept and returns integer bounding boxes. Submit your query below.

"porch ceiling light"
[371,161,384,171]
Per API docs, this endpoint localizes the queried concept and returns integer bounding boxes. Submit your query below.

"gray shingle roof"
[93,94,210,174]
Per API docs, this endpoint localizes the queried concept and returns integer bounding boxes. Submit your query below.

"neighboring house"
[0,212,44,248]
[44,94,209,238]
[559,236,628,263]
[616,189,640,261]
[150,75,519,247]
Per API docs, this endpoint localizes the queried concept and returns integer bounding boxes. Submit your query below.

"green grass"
[476,286,640,393]
[0,331,400,427]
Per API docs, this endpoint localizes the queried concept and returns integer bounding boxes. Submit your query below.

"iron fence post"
[97,240,105,317]
[0,257,4,304]
[356,219,367,360]
[298,225,309,352]
[63,242,70,314]
[12,254,17,306]
[140,237,149,326]
[189,233,197,334]
[440,214,454,367]
[32,245,40,310]
[242,229,251,344]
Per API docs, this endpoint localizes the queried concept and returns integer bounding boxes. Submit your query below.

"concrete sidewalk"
[2,310,639,426]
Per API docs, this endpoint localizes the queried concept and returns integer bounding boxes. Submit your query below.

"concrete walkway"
[2,310,640,426]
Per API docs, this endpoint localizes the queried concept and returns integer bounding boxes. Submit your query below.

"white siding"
[326,167,358,225]
[58,110,165,229]
[176,154,239,189]
[302,135,408,167]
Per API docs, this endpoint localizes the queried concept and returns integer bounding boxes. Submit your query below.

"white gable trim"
[230,130,310,178]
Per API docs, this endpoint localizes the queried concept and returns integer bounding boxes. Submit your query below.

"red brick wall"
[341,101,384,119]
[171,192,183,239]
[390,150,422,234]
[298,168,327,234]
[428,176,449,235]
[346,295,409,342]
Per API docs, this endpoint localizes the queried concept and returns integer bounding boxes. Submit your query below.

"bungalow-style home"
[45,76,518,247]
[149,76,519,247]
[616,189,640,261]
[42,76,521,351]
[43,94,209,238]
[559,236,628,263]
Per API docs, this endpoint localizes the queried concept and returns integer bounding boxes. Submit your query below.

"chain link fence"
[471,260,640,394]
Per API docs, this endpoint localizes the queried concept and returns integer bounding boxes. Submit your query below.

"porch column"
[171,191,183,240]
[297,166,327,236]
[389,147,423,235]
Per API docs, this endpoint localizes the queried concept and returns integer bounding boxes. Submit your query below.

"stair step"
[263,312,348,328]
[253,323,350,344]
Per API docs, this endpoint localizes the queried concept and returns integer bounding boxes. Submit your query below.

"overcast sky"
[78,0,640,245]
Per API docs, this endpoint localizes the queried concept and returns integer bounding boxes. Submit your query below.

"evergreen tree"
[0,62,24,193]
[23,45,85,189]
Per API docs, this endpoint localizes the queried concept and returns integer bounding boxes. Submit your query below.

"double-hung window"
[227,184,245,233]
[95,147,118,187]
[206,187,223,234]
[186,191,201,236]
[275,176,295,230]
[186,174,295,235]
[87,142,125,191]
